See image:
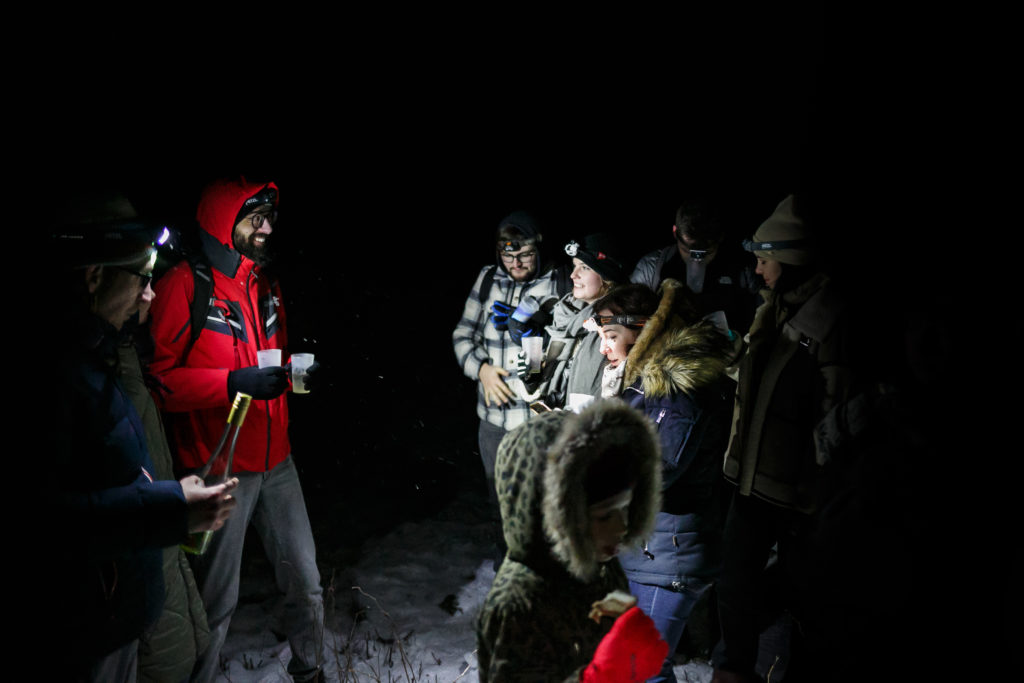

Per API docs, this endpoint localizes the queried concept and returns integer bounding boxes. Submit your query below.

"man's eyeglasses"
[244,210,278,230]
[500,250,537,264]
[113,266,154,289]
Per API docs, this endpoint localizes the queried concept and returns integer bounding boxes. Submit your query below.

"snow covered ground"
[211,488,714,683]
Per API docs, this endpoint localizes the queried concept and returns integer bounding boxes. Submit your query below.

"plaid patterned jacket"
[453,263,567,431]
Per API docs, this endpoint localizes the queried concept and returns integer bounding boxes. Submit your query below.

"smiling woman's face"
[571,258,604,303]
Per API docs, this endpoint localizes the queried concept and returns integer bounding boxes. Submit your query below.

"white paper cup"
[290,353,315,394]
[257,349,282,368]
[523,337,543,373]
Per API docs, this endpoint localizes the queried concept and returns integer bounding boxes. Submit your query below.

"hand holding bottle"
[181,475,239,533]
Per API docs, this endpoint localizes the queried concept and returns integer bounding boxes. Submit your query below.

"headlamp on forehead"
[500,240,523,253]
[565,240,623,267]
[742,238,809,253]
[592,314,648,330]
[242,186,277,210]
[674,227,718,262]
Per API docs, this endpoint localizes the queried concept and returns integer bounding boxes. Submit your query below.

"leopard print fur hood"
[477,400,661,682]
[496,399,661,582]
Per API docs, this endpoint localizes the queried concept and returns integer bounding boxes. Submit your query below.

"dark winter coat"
[724,272,853,513]
[630,245,761,336]
[54,313,187,661]
[118,339,210,682]
[476,400,662,682]
[617,279,736,588]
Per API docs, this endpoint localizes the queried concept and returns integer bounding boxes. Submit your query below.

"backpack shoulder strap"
[478,264,499,306]
[184,254,214,359]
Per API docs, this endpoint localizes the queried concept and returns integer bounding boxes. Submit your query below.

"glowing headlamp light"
[689,249,709,262]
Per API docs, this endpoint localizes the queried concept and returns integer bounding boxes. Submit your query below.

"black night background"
[46,18,826,549]
[24,10,1019,679]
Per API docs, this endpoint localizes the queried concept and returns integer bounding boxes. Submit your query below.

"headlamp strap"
[593,314,648,329]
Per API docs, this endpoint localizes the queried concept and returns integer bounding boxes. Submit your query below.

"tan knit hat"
[744,195,813,265]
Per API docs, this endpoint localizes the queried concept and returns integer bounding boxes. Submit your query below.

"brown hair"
[591,283,659,318]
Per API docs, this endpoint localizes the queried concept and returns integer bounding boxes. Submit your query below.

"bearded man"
[149,178,325,683]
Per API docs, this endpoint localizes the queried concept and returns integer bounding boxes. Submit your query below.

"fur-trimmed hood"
[494,400,661,583]
[624,279,734,398]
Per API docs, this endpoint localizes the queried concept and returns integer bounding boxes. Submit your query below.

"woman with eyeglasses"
[513,233,632,412]
[591,280,737,683]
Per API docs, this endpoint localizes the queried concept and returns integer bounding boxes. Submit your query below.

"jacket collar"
[199,229,247,279]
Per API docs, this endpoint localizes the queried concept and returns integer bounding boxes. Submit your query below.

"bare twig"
[453,652,477,682]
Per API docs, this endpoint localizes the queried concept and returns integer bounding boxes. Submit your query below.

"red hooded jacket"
[150,178,291,473]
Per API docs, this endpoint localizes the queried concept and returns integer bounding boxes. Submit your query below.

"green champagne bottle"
[181,392,252,555]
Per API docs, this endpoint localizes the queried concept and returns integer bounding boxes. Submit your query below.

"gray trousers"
[479,420,509,563]
[190,455,324,682]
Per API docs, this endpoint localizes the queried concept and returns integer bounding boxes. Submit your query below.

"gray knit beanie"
[745,195,813,266]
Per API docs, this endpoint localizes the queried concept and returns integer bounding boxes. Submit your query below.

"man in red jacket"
[150,177,325,682]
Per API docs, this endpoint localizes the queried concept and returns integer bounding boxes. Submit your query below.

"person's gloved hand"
[516,350,532,381]
[300,360,321,392]
[490,301,513,331]
[508,319,541,345]
[580,607,669,683]
[228,365,289,400]
[508,299,541,344]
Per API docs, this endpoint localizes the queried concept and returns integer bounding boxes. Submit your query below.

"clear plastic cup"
[257,349,282,368]
[523,337,543,374]
[290,353,315,394]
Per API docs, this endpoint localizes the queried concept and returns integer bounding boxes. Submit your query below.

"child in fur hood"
[591,280,737,683]
[476,400,669,682]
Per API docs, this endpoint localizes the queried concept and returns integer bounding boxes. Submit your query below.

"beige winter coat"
[723,273,853,513]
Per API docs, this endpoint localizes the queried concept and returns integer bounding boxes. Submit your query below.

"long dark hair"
[591,283,659,319]
[592,281,701,326]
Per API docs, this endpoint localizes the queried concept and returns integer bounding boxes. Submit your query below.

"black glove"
[301,360,321,392]
[228,365,289,400]
[508,317,543,345]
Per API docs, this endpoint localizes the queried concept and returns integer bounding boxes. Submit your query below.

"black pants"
[715,492,808,679]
